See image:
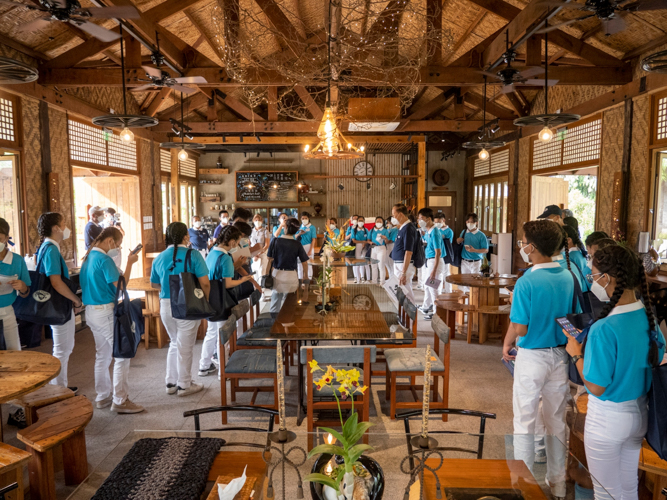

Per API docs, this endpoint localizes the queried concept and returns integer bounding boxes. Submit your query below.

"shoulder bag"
[168,249,214,320]
[112,276,144,358]
[567,270,595,385]
[647,329,667,460]
[448,230,465,269]
[208,252,239,322]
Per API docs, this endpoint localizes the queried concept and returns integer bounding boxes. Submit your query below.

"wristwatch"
[571,355,583,365]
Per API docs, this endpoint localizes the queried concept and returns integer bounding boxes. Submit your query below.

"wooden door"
[530,176,569,221]
[427,191,457,227]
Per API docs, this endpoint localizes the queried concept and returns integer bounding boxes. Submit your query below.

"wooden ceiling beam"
[183,10,224,64]
[294,85,323,121]
[157,93,210,121]
[0,33,49,61]
[504,91,528,116]
[145,87,172,117]
[253,0,305,57]
[525,35,541,67]
[365,0,409,44]
[406,89,455,120]
[267,86,279,122]
[144,0,208,24]
[463,93,516,119]
[158,135,426,144]
[215,89,266,122]
[42,29,121,69]
[623,34,667,61]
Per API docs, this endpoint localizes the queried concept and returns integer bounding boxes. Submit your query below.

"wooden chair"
[17,396,93,500]
[477,304,511,344]
[142,309,167,348]
[369,298,417,379]
[0,443,31,500]
[434,299,476,342]
[218,315,278,424]
[302,345,376,451]
[8,386,74,427]
[385,314,450,420]
[640,440,667,500]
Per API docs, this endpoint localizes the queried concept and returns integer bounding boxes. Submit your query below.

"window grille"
[474,158,490,177]
[108,138,137,170]
[68,120,107,166]
[489,149,509,174]
[532,136,562,170]
[563,119,602,165]
[160,149,171,173]
[179,156,197,178]
[657,96,667,141]
[0,97,15,143]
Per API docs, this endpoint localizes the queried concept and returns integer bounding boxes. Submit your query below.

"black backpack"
[409,224,426,269]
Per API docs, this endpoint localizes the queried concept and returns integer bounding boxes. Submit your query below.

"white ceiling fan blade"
[174,76,208,84]
[524,78,559,87]
[83,6,140,19]
[519,67,545,78]
[131,84,157,92]
[170,84,197,95]
[602,16,626,35]
[16,17,52,33]
[501,84,514,94]
[142,65,163,78]
[71,20,121,42]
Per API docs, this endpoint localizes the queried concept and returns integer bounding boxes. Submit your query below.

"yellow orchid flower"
[314,378,327,391]
[346,369,361,383]
[356,385,368,395]
[308,360,323,373]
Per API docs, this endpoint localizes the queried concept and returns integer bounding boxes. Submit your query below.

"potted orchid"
[304,362,384,500]
[324,226,355,259]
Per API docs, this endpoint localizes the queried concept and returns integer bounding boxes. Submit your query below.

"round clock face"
[352,294,372,311]
[353,161,374,182]
[432,168,450,186]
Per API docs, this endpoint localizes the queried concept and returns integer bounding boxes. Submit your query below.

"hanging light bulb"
[538,126,554,143]
[178,148,188,161]
[478,148,489,160]
[120,127,134,144]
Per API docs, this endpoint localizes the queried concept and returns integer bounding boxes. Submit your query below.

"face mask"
[329,224,336,230]
[467,222,477,231]
[386,223,392,229]
[107,245,119,258]
[221,217,229,224]
[302,219,309,225]
[434,222,443,229]
[591,276,610,302]
[254,220,262,228]
[193,221,202,229]
[240,238,249,248]
[0,241,5,253]
[62,227,71,240]
[375,222,383,229]
[519,244,532,264]
[351,220,357,226]
[96,216,104,224]
[418,220,427,229]
[229,246,238,254]
[391,217,399,226]
[357,221,365,228]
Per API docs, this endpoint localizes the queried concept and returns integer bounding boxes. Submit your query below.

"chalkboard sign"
[236,171,299,202]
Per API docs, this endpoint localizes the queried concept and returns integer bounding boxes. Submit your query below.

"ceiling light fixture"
[463,75,506,158]
[513,19,579,142]
[160,92,205,158]
[642,50,667,73]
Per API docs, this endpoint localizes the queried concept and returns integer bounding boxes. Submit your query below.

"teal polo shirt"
[38,240,69,279]
[510,262,574,349]
[441,226,454,243]
[150,245,209,299]
[424,226,444,259]
[80,248,120,305]
[325,228,340,246]
[369,227,389,246]
[584,301,666,403]
[461,230,488,261]
[299,224,317,246]
[0,251,31,308]
[206,247,234,280]
[567,248,590,292]
[387,227,398,242]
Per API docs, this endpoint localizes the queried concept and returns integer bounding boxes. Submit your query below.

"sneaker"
[423,314,433,320]
[198,363,217,377]
[96,395,113,409]
[534,448,547,464]
[262,295,271,302]
[360,279,366,284]
[7,408,27,429]
[354,279,360,284]
[211,352,220,368]
[166,383,177,395]
[419,306,432,314]
[546,479,566,499]
[68,386,79,395]
[177,382,204,397]
[111,399,145,414]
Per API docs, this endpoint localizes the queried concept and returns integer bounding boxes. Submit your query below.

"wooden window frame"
[0,90,21,150]
[650,88,667,149]
[472,175,509,236]
[473,144,511,182]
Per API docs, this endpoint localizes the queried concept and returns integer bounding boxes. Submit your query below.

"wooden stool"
[434,299,476,341]
[476,304,511,344]
[640,440,667,500]
[17,396,93,500]
[8,386,74,426]
[0,443,31,500]
[142,309,167,348]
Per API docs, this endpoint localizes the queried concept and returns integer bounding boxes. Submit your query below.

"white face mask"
[357,221,365,228]
[62,227,71,240]
[302,219,309,226]
[418,220,427,229]
[0,241,5,253]
[329,224,336,230]
[229,246,238,254]
[254,220,262,228]
[386,223,393,229]
[221,217,229,224]
[519,244,532,264]
[96,215,104,224]
[240,238,249,248]
[591,276,610,302]
[467,222,477,231]
[193,221,202,229]
[375,222,383,229]
[434,222,443,229]
[391,217,399,226]
[107,244,119,258]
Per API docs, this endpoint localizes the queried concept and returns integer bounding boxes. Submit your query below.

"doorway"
[427,191,457,229]
[72,168,143,277]
[0,150,24,254]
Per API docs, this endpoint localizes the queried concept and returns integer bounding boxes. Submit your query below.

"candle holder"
[263,429,307,500]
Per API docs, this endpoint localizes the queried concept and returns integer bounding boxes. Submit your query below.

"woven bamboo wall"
[63,87,142,115]
[598,105,625,236]
[530,85,617,116]
[627,94,650,246]
[516,136,532,238]
[48,107,74,260]
[21,97,46,253]
[325,155,402,225]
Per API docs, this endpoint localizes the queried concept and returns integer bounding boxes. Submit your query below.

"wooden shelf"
[199,169,229,175]
[200,196,221,202]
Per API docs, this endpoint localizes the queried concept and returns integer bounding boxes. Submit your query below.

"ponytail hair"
[563,224,585,254]
[81,227,122,262]
[37,212,63,253]
[215,225,242,247]
[560,226,572,271]
[165,222,188,269]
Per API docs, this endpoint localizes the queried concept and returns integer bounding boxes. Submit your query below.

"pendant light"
[641,50,667,73]
[93,25,158,135]
[0,56,38,84]
[463,75,506,158]
[513,19,580,141]
[160,92,205,157]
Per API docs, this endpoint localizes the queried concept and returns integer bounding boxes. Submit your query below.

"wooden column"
[618,98,633,239]
[171,149,180,222]
[417,141,426,211]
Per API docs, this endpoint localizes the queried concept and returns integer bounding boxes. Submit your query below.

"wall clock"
[353,161,374,182]
[432,168,450,186]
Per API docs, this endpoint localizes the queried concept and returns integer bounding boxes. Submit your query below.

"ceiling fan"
[132,40,207,94]
[535,0,665,36]
[478,31,558,94]
[0,0,139,42]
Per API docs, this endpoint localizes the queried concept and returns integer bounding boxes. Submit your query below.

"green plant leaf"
[318,427,348,448]
[307,444,345,458]
[346,421,374,445]
[347,444,373,464]
[342,411,358,439]
[303,473,339,491]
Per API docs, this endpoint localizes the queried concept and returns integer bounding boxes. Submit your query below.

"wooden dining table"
[0,351,61,404]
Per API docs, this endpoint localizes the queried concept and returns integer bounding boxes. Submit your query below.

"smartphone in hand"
[130,244,143,255]
[556,316,584,342]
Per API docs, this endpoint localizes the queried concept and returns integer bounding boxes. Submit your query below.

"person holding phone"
[417,208,444,320]
[345,215,358,240]
[457,213,488,292]
[384,216,398,280]
[503,220,575,499]
[351,217,370,284]
[151,222,210,397]
[267,218,309,314]
[199,225,254,377]
[273,212,288,238]
[296,211,317,283]
[369,217,389,286]
[250,214,271,284]
[324,218,340,247]
[0,217,30,351]
[565,245,665,500]
[80,227,142,413]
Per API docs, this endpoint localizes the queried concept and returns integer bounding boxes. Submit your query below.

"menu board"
[235,171,299,202]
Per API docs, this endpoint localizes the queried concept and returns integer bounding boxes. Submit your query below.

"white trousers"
[393,262,416,305]
[160,299,201,389]
[297,243,313,280]
[50,311,75,387]
[442,263,452,293]
[86,304,130,405]
[385,243,395,279]
[251,253,269,280]
[270,269,298,315]
[459,259,482,292]
[512,347,569,486]
[0,305,20,350]
[422,257,445,310]
[370,246,388,284]
[353,244,370,281]
[585,395,648,500]
[199,319,221,371]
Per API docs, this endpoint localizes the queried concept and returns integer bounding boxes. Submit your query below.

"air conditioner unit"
[491,232,513,275]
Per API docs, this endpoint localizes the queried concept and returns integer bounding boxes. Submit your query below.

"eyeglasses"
[586,272,603,284]
[517,240,524,248]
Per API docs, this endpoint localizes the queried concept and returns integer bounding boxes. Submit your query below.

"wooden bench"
[434,299,476,341]
[8,386,74,427]
[476,304,511,344]
[17,396,93,500]
[0,443,31,500]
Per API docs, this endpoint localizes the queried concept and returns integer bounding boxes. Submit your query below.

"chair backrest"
[299,345,377,365]
[396,287,406,306]
[431,314,450,345]
[219,314,237,345]
[250,289,262,307]
[231,300,250,320]
[404,299,417,323]
[398,408,497,460]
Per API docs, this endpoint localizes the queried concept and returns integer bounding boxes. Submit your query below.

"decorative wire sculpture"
[400,449,444,500]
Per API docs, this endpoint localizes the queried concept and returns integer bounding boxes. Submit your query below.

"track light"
[240,136,243,143]
[171,126,179,135]
[185,133,194,141]
[256,136,261,142]
[407,134,412,142]
[491,122,500,134]
[222,136,226,143]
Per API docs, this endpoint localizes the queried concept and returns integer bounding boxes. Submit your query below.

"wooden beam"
[294,85,323,121]
[443,10,486,65]
[365,0,409,45]
[463,93,516,119]
[144,0,207,24]
[427,0,442,65]
[124,33,142,68]
[417,141,426,210]
[253,0,305,57]
[207,91,217,121]
[170,149,180,222]
[166,135,426,144]
[623,34,667,61]
[146,88,172,117]
[267,87,278,122]
[183,10,224,63]
[525,35,541,67]
[407,90,453,120]
[157,93,209,121]
[505,91,528,116]
[215,89,266,122]
[0,33,49,61]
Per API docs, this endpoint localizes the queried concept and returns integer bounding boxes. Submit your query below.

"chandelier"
[303,104,365,160]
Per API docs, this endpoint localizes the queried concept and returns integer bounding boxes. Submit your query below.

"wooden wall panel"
[139,138,165,274]
[627,94,650,246]
[598,105,625,236]
[325,155,402,224]
[516,136,532,239]
[21,97,46,253]
[48,107,74,260]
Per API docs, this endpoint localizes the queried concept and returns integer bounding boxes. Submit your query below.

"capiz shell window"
[68,120,137,171]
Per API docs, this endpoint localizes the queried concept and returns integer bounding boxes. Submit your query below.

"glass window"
[502,182,508,233]
[0,153,22,254]
[489,183,495,232]
[496,182,502,232]
[161,180,170,230]
[654,152,667,258]
[483,184,489,231]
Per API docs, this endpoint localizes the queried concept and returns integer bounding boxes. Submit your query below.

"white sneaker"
[111,399,145,414]
[198,363,217,377]
[354,279,360,284]
[166,384,177,395]
[96,395,113,409]
[534,448,547,464]
[546,480,566,499]
[177,382,204,397]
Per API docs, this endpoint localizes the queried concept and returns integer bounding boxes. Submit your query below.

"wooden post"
[171,149,179,222]
[619,98,633,240]
[62,431,88,485]
[417,141,426,211]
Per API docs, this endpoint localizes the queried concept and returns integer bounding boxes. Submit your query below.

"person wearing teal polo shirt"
[80,227,143,414]
[296,211,317,282]
[434,213,454,293]
[36,212,81,390]
[503,220,575,498]
[272,213,288,239]
[562,225,589,292]
[151,222,210,397]
[351,217,371,283]
[385,217,398,280]
[199,225,254,377]
[345,215,358,240]
[324,218,340,246]
[418,208,444,319]
[565,245,666,500]
[456,213,489,292]
[0,218,30,351]
[369,217,389,285]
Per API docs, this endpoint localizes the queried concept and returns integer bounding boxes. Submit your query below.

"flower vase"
[310,455,384,500]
